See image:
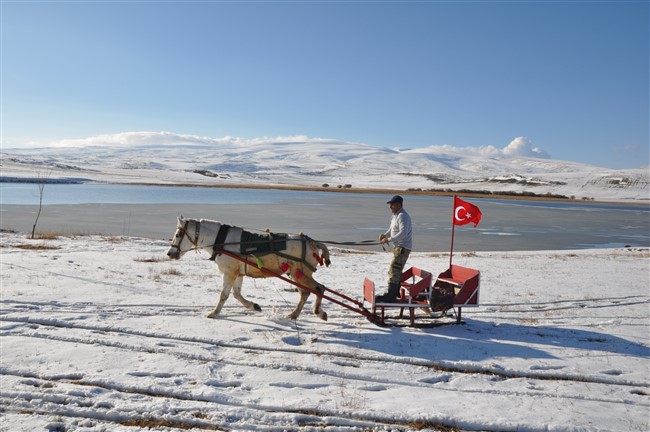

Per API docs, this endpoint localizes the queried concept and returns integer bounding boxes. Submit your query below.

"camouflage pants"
[388,246,411,286]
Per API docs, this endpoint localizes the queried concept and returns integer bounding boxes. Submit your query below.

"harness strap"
[210,224,232,261]
[279,235,317,272]
[273,252,316,273]
[194,220,200,245]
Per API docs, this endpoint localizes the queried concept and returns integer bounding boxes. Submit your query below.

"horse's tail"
[317,242,331,267]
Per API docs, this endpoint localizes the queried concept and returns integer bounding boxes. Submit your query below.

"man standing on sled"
[376,195,413,303]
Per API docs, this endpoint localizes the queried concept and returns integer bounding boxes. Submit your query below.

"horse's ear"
[178,216,184,224]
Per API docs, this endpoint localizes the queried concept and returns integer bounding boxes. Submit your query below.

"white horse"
[166,217,331,320]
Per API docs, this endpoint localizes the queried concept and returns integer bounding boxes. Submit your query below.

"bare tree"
[30,170,51,239]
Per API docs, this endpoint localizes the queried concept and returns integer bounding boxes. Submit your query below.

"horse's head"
[166,216,195,260]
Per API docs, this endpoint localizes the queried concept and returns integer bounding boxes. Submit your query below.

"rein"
[315,239,382,246]
[172,219,385,260]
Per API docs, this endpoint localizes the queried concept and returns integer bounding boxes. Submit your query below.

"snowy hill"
[1,132,648,202]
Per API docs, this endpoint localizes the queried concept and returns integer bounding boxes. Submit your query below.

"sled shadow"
[321,318,650,362]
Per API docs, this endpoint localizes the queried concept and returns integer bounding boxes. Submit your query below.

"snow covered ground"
[1,231,649,431]
[2,132,648,202]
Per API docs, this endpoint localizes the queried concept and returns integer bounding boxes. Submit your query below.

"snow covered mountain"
[1,132,648,202]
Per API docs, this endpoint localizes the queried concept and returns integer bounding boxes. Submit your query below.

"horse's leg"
[286,272,327,321]
[287,287,310,320]
[208,273,234,318]
[311,282,328,321]
[232,276,262,312]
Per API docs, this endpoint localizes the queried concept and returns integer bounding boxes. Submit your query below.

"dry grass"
[519,317,540,325]
[15,230,136,244]
[102,236,129,243]
[405,421,461,432]
[29,230,107,240]
[11,244,60,251]
[149,267,181,281]
[609,249,650,258]
[119,418,225,431]
[335,380,367,410]
[162,268,181,276]
[30,231,61,240]
[550,253,578,260]
[134,255,166,263]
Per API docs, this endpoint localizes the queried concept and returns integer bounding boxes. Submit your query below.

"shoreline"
[150,181,650,206]
[5,178,647,206]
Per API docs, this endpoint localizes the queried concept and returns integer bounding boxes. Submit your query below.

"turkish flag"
[453,196,482,227]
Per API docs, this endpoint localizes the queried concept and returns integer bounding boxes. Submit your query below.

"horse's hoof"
[286,313,298,320]
[253,303,262,312]
[207,312,219,319]
[319,312,328,321]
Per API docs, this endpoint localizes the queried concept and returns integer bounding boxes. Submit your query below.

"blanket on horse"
[239,230,288,255]
[210,224,317,271]
[210,224,288,256]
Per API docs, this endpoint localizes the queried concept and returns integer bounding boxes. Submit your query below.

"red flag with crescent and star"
[453,196,482,227]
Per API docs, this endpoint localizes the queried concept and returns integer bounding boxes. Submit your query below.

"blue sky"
[2,1,648,169]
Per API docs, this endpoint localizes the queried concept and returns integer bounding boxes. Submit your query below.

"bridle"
[169,219,201,256]
[169,219,230,261]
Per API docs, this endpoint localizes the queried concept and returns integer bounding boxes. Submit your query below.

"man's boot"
[376,283,401,303]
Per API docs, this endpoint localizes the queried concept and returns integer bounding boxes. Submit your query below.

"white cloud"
[413,138,550,160]
[46,132,551,161]
[48,132,343,149]
[502,137,550,158]
[477,145,502,157]
[50,131,224,148]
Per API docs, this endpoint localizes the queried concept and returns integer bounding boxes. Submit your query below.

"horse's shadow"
[316,318,650,363]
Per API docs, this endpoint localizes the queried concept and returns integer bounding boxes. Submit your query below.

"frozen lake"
[1,183,648,251]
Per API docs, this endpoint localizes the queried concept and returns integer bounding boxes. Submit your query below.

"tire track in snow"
[0,372,449,432]
[5,330,648,412]
[3,314,648,390]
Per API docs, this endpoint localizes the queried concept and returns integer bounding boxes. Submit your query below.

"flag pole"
[449,196,456,268]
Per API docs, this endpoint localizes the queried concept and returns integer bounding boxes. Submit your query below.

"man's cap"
[387,195,403,204]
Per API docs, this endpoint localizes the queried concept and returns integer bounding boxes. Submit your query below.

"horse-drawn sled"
[166,196,482,327]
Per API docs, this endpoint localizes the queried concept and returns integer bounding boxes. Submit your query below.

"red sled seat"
[363,267,433,325]
[432,265,480,322]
